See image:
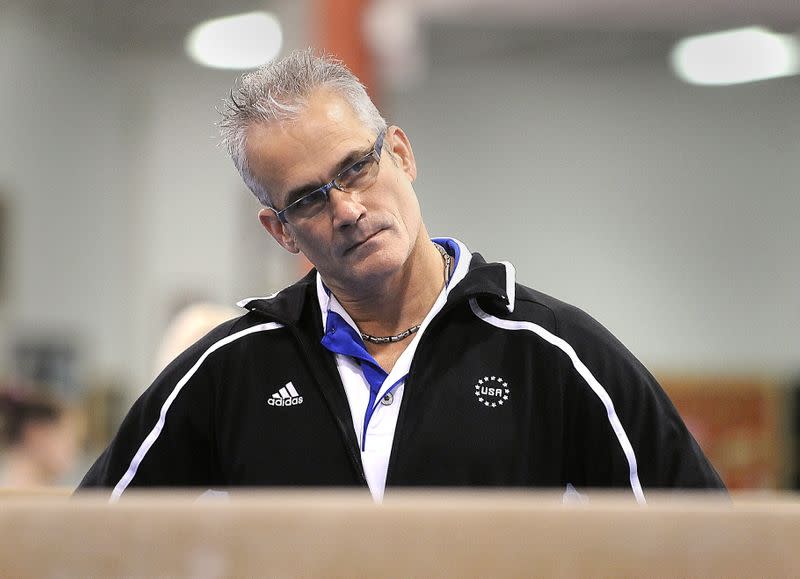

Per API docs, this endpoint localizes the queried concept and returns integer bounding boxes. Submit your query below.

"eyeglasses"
[271,129,386,224]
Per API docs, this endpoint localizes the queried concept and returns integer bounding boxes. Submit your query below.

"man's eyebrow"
[282,145,372,206]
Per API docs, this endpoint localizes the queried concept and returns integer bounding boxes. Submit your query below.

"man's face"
[248,89,423,292]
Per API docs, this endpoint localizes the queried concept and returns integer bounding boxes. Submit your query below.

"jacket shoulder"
[511,282,652,394]
[168,310,284,362]
[508,283,724,490]
[510,284,616,345]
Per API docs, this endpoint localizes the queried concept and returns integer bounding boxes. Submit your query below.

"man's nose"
[328,187,366,227]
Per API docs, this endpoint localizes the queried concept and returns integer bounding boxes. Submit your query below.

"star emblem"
[473,375,510,409]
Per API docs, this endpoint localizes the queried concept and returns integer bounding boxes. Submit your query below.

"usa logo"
[474,375,509,408]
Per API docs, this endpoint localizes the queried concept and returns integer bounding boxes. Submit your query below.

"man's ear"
[387,126,417,183]
[258,208,300,254]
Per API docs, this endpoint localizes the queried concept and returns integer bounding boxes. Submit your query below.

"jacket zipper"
[287,325,368,486]
[383,295,487,485]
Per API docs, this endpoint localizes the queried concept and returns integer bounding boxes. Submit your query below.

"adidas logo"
[268,381,304,407]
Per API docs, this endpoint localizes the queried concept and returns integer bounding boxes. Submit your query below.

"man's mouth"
[344,229,383,255]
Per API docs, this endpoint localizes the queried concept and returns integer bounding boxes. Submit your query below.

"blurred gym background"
[0,0,798,489]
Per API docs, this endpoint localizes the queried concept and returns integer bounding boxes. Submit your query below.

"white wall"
[389,47,800,375]
[0,7,132,383]
[0,4,303,396]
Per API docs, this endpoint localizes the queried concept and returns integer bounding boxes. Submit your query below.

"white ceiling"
[415,0,800,31]
[13,0,800,53]
[13,0,272,51]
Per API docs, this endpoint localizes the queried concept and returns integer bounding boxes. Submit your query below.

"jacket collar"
[236,268,318,325]
[237,241,516,325]
[446,252,516,314]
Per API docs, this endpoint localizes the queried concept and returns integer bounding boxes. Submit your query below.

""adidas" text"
[268,381,303,407]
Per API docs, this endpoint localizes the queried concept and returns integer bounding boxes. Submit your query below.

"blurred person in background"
[0,389,81,488]
[154,302,243,375]
[79,49,724,501]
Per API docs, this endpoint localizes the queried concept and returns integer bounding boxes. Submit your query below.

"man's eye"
[294,192,323,210]
[344,159,370,177]
[295,196,312,208]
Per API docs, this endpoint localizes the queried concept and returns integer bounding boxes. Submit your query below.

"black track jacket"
[79,251,724,500]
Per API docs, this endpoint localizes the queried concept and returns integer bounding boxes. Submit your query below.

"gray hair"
[219,48,387,206]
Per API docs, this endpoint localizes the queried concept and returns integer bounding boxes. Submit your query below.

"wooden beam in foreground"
[1,491,798,577]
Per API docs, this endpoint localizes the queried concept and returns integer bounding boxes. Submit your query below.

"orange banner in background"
[660,375,785,489]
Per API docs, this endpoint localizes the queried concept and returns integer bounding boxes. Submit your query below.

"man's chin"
[330,251,404,289]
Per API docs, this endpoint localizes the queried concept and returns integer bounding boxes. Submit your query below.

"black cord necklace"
[360,243,451,345]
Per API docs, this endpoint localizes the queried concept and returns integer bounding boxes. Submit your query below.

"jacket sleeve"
[77,324,231,495]
[558,304,726,492]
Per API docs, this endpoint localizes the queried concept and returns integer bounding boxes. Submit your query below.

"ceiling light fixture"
[186,11,283,70]
[670,27,800,86]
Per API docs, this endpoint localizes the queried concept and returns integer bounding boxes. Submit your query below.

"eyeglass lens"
[284,152,380,222]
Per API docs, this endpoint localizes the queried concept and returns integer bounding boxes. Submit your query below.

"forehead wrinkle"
[278,119,371,198]
[247,90,373,205]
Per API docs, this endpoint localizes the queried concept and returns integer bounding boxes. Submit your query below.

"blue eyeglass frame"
[271,129,387,224]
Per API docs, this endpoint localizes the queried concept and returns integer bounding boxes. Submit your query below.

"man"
[79,49,724,501]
